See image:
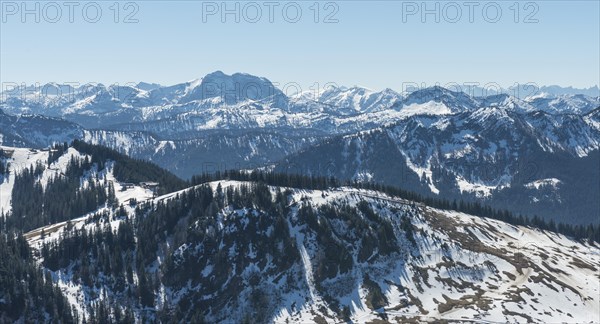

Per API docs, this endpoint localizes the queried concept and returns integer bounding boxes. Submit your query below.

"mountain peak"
[203,70,227,78]
[408,86,464,98]
[135,82,161,91]
[403,86,479,113]
[178,71,286,106]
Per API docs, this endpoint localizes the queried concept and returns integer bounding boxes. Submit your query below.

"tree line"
[191,169,600,243]
[1,156,114,232]
[71,140,187,195]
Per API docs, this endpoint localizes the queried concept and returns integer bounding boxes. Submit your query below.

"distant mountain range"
[2,72,598,131]
[1,71,598,224]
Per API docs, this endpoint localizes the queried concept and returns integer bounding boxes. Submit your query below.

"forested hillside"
[0,143,598,322]
[1,142,187,233]
[0,232,74,323]
[192,170,600,243]
[29,179,600,323]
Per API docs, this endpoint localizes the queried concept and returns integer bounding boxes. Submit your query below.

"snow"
[13,173,600,323]
[39,147,88,189]
[403,155,440,194]
[525,92,553,100]
[65,94,98,114]
[455,176,499,198]
[201,264,213,277]
[184,79,201,96]
[104,161,155,203]
[298,240,318,302]
[400,101,452,116]
[0,146,49,214]
[525,178,561,190]
[23,156,154,246]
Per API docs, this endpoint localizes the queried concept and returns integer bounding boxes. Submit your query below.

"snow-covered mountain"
[179,71,289,106]
[1,73,598,222]
[21,176,600,323]
[1,142,598,323]
[0,109,84,147]
[525,93,600,115]
[83,129,321,179]
[276,107,600,224]
[398,85,480,114]
[538,85,600,97]
[3,72,597,133]
[0,110,321,179]
[291,86,403,115]
[466,84,599,99]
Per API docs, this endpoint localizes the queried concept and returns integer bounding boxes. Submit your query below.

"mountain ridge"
[1,72,598,225]
[2,141,599,323]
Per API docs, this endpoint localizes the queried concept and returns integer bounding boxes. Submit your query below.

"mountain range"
[1,71,599,225]
[0,142,598,323]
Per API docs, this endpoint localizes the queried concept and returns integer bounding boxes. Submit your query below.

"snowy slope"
[525,93,600,115]
[24,179,600,323]
[4,73,596,137]
[25,160,153,245]
[2,143,155,224]
[269,183,600,323]
[0,146,49,214]
[278,106,600,223]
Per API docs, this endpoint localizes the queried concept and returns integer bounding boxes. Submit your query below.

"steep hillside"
[0,232,74,323]
[24,178,600,323]
[83,129,321,179]
[276,109,600,224]
[0,142,186,232]
[0,109,83,147]
[0,110,323,180]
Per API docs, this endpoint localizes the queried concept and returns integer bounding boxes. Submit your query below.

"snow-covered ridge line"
[2,72,599,136]
[17,174,600,323]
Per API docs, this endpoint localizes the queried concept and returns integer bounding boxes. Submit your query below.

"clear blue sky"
[1,0,598,92]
